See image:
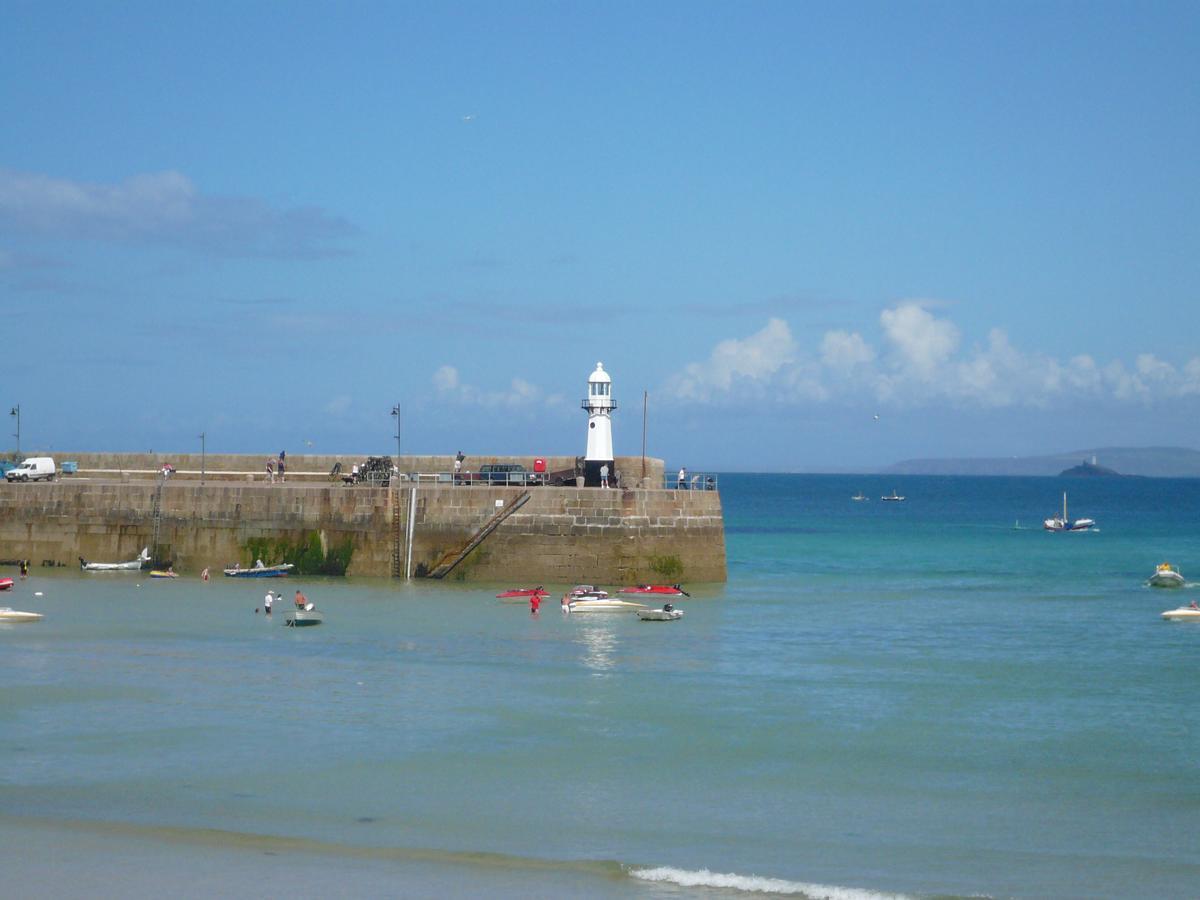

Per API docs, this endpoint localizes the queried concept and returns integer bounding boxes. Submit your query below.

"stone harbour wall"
[0,480,726,584]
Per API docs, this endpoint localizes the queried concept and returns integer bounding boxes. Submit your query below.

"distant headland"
[881,446,1200,478]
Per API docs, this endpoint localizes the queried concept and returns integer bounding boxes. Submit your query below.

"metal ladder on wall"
[149,472,167,565]
[391,487,403,578]
[426,490,532,579]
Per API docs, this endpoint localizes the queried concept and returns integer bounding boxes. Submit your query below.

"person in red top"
[530,593,541,615]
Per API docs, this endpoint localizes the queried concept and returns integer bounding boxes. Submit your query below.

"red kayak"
[620,584,689,596]
[496,587,548,599]
[0,577,13,591]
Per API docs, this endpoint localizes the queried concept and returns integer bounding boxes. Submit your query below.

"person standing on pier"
[266,458,275,483]
[600,463,609,488]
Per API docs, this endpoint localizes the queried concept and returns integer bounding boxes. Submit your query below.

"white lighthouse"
[582,361,616,486]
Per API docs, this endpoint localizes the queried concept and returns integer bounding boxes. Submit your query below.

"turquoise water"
[2,474,1199,898]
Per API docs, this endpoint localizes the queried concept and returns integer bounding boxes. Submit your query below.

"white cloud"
[0,167,355,258]
[666,317,796,400]
[662,303,1200,410]
[880,302,960,377]
[432,365,547,408]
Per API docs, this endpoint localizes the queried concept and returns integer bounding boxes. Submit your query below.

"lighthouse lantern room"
[581,362,616,486]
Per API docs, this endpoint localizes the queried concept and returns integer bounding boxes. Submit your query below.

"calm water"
[2,474,1199,899]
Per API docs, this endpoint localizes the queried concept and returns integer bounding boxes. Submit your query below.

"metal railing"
[663,472,719,491]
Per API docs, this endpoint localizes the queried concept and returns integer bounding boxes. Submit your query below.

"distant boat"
[1161,604,1200,621]
[1043,492,1094,532]
[1148,562,1185,588]
[636,607,684,621]
[0,607,43,623]
[880,490,905,502]
[619,584,689,596]
[0,578,12,591]
[224,561,295,578]
[149,569,178,579]
[851,492,869,502]
[80,548,150,571]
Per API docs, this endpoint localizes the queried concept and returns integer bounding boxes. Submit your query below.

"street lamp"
[9,404,18,460]
[390,403,401,464]
[198,432,206,485]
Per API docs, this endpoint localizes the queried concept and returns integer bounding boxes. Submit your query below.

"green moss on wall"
[242,532,354,576]
[648,554,683,581]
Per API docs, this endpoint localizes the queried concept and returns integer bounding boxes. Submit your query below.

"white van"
[5,457,56,482]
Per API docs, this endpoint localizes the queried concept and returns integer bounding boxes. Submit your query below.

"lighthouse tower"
[582,361,616,486]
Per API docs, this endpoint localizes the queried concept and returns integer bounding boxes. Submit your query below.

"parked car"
[477,463,541,486]
[5,456,57,482]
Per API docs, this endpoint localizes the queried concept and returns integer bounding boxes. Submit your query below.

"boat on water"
[0,577,13,591]
[565,585,608,599]
[636,606,684,621]
[149,569,178,578]
[880,490,905,502]
[80,547,150,572]
[285,604,323,627]
[852,492,869,502]
[0,607,43,623]
[1043,492,1095,532]
[224,560,295,578]
[496,587,548,599]
[619,584,689,596]
[563,586,646,612]
[1161,605,1200,621]
[1148,563,1185,588]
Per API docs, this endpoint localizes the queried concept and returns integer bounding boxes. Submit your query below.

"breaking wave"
[628,866,914,899]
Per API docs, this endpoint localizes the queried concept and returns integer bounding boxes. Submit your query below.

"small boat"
[496,587,548,599]
[149,569,178,578]
[0,607,43,623]
[1148,563,1185,588]
[568,597,649,612]
[566,585,609,599]
[223,561,295,578]
[80,548,150,571]
[1043,492,1095,532]
[851,492,869,502]
[1161,605,1200,621]
[0,577,13,591]
[636,607,684,621]
[880,490,905,502]
[285,605,323,627]
[619,584,689,596]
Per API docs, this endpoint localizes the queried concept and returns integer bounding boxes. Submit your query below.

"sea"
[2,474,1199,899]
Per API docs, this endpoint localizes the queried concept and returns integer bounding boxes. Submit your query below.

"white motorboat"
[565,584,608,599]
[80,547,150,571]
[1044,492,1094,532]
[636,607,684,621]
[851,492,869,502]
[1161,605,1200,621]
[285,605,323,627]
[0,607,43,623]
[880,490,905,502]
[1148,563,1185,588]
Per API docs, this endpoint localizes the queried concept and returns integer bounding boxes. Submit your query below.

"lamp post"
[9,404,18,460]
[390,403,401,464]
[198,432,206,485]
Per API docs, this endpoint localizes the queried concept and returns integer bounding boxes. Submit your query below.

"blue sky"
[2,1,1197,470]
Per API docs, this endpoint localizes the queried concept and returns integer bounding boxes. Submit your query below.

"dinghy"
[0,607,43,623]
[636,607,684,621]
[1148,563,1185,588]
[285,604,323,627]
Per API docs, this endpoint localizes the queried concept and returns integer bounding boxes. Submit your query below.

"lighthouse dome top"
[588,362,611,384]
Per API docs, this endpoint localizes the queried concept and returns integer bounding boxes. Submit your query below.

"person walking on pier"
[677,466,687,490]
[266,458,275,483]
[278,451,286,483]
[600,463,609,489]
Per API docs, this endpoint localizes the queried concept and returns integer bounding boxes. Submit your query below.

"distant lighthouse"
[582,361,616,486]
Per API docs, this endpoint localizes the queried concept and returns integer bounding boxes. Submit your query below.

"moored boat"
[0,577,13,591]
[852,492,869,501]
[0,607,43,623]
[1161,605,1200,621]
[568,596,649,612]
[1148,563,1185,588]
[80,548,150,572]
[1044,492,1094,532]
[285,606,323,627]
[881,490,905,502]
[619,584,689,596]
[496,587,548,599]
[149,569,178,578]
[224,561,295,578]
[636,606,684,621]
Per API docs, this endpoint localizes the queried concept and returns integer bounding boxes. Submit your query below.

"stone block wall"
[0,480,725,583]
